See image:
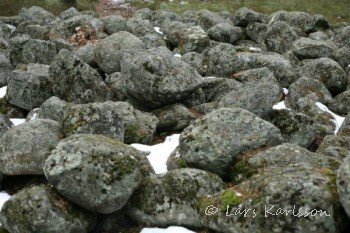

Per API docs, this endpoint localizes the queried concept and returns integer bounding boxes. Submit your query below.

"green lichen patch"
[221,189,244,211]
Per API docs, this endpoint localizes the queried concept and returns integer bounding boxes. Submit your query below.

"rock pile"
[0,5,350,233]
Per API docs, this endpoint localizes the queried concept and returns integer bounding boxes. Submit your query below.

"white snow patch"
[248,47,262,52]
[180,1,188,4]
[273,101,290,110]
[0,192,11,211]
[154,26,164,35]
[10,118,26,126]
[30,113,38,121]
[316,102,345,134]
[140,226,195,233]
[131,134,180,174]
[0,86,7,99]
[174,53,181,58]
[283,88,289,95]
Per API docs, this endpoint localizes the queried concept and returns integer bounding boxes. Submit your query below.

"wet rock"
[94,31,145,74]
[207,22,244,44]
[0,185,96,233]
[9,36,56,66]
[298,58,348,95]
[37,96,68,123]
[268,109,318,148]
[286,77,333,110]
[293,37,336,59]
[0,119,61,175]
[19,6,56,23]
[127,168,224,228]
[153,104,197,133]
[62,101,158,144]
[44,134,152,214]
[5,70,53,111]
[201,165,346,233]
[270,10,330,33]
[179,108,284,178]
[234,7,265,27]
[0,114,12,139]
[0,53,12,87]
[264,21,299,54]
[328,90,350,115]
[120,46,203,109]
[50,49,110,104]
[101,15,126,35]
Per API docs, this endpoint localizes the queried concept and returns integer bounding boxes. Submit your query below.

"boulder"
[333,26,350,48]
[338,113,350,136]
[179,108,284,178]
[50,49,110,104]
[0,53,12,87]
[126,18,153,37]
[44,134,152,214]
[37,96,68,123]
[9,37,56,66]
[317,135,350,162]
[120,46,203,109]
[127,168,224,228]
[335,47,350,68]
[5,70,53,111]
[140,33,167,49]
[337,155,350,217]
[245,22,269,43]
[101,15,126,35]
[181,52,205,75]
[94,31,145,74]
[207,22,244,44]
[197,10,226,30]
[293,37,336,60]
[298,58,348,95]
[328,90,350,115]
[59,7,80,20]
[234,7,266,27]
[19,6,56,23]
[0,185,96,233]
[0,119,61,175]
[62,101,158,144]
[74,43,96,66]
[0,113,12,139]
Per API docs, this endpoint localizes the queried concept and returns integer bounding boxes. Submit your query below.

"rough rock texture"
[181,52,205,75]
[120,46,203,109]
[0,53,12,87]
[74,44,96,66]
[201,165,346,233]
[0,119,61,175]
[317,135,350,162]
[19,6,56,23]
[293,37,335,60]
[0,113,13,139]
[126,18,153,37]
[44,134,152,214]
[207,22,244,44]
[337,155,350,218]
[338,112,350,136]
[298,58,348,96]
[234,7,265,26]
[101,15,126,35]
[62,101,158,144]
[328,90,350,115]
[127,168,224,228]
[5,70,53,111]
[50,49,110,104]
[9,37,56,66]
[179,108,284,178]
[0,185,96,233]
[94,31,145,74]
[37,96,68,123]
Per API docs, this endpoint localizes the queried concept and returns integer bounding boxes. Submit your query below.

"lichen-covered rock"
[201,165,346,233]
[338,112,350,137]
[0,119,61,175]
[317,135,350,162]
[245,22,269,43]
[328,90,350,115]
[19,6,56,23]
[62,101,158,144]
[37,96,68,123]
[50,49,110,104]
[153,104,197,133]
[207,22,244,44]
[268,109,318,148]
[264,21,299,54]
[334,47,350,68]
[337,155,350,218]
[270,10,329,33]
[0,113,12,139]
[50,14,104,40]
[207,78,243,101]
[74,43,96,66]
[181,52,205,75]
[197,9,226,30]
[0,185,96,233]
[127,168,224,228]
[104,72,126,101]
[293,37,336,60]
[153,10,181,25]
[9,36,56,66]
[140,33,167,49]
[94,31,145,74]
[233,7,265,27]
[333,26,350,48]
[101,15,126,35]
[5,70,53,111]
[0,53,12,87]
[231,143,334,183]
[286,77,333,109]
[126,17,153,37]
[298,58,348,96]
[59,7,80,20]
[179,108,284,178]
[120,46,203,109]
[44,134,152,214]
[218,68,282,118]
